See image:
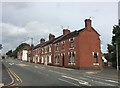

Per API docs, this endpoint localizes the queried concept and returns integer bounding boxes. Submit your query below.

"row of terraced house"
[18,19,102,69]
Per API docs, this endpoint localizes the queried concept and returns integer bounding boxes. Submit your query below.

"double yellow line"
[4,67,22,87]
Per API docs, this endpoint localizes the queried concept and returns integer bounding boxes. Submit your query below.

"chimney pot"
[63,29,70,35]
[40,38,45,44]
[49,33,55,40]
[85,19,92,28]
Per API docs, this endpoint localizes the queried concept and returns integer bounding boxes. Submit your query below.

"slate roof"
[33,28,85,50]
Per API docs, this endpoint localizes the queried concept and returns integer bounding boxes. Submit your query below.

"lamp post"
[28,37,33,63]
[115,43,119,72]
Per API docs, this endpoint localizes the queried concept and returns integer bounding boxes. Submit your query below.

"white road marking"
[85,75,118,83]
[9,63,14,65]
[58,78,79,86]
[92,80,116,86]
[62,75,91,86]
[49,70,66,75]
[105,80,118,83]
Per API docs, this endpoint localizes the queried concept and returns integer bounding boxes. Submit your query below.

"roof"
[32,27,100,50]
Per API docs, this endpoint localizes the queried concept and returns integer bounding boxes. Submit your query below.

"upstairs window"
[47,46,49,52]
[62,41,65,50]
[70,38,74,48]
[55,43,59,51]
[49,46,51,52]
[42,48,44,54]
[45,47,47,53]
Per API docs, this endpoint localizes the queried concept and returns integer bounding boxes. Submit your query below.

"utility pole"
[29,37,33,63]
[116,43,119,72]
[115,43,119,72]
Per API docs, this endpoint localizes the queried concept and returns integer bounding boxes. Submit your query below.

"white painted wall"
[102,56,107,63]
[22,50,28,61]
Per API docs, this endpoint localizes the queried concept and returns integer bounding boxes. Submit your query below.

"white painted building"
[22,50,28,61]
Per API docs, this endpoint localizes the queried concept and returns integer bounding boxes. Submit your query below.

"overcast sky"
[0,0,119,54]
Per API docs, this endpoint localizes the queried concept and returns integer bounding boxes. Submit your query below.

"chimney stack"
[85,19,92,29]
[40,38,45,44]
[63,29,70,35]
[49,33,55,40]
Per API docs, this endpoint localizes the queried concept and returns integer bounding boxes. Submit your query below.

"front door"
[62,54,65,66]
[44,56,47,65]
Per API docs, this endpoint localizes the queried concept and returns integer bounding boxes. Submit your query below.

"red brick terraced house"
[27,19,102,69]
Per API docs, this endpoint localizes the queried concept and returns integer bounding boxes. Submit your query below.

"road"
[1,58,119,87]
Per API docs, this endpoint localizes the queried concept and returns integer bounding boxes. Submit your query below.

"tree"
[6,50,12,57]
[107,20,120,68]
[12,43,30,58]
[0,44,2,50]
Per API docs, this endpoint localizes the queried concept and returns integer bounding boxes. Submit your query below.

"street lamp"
[28,37,33,63]
[114,43,119,72]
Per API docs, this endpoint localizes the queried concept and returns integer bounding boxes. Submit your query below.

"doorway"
[62,54,65,66]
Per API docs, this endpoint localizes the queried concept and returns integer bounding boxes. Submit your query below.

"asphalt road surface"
[1,58,119,87]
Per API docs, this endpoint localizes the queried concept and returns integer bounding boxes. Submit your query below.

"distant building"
[27,19,102,69]
[18,49,28,61]
[17,44,30,61]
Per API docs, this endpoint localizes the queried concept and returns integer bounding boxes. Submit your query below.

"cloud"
[1,23,27,37]
[1,21,63,53]
[118,1,120,19]
[1,2,118,54]
[1,22,28,53]
[2,2,32,9]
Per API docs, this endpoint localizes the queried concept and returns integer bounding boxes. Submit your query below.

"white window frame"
[55,55,59,64]
[69,52,75,64]
[41,57,44,63]
[93,52,99,64]
[49,55,52,63]
[49,45,51,52]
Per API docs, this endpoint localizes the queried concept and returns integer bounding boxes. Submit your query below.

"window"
[69,52,75,63]
[55,55,59,64]
[47,56,49,62]
[49,55,52,63]
[41,57,44,63]
[42,48,43,54]
[70,38,74,48]
[47,46,49,52]
[55,43,59,51]
[62,41,65,50]
[45,47,47,53]
[49,46,51,52]
[93,53,98,63]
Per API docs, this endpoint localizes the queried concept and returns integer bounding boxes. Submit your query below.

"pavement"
[75,67,119,78]
[0,60,4,87]
[1,58,119,87]
[2,63,12,85]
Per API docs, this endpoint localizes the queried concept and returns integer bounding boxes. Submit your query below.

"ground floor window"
[41,57,44,63]
[93,52,98,63]
[49,55,52,63]
[69,52,75,63]
[47,56,49,63]
[55,55,59,64]
[38,57,40,62]
[33,57,35,62]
